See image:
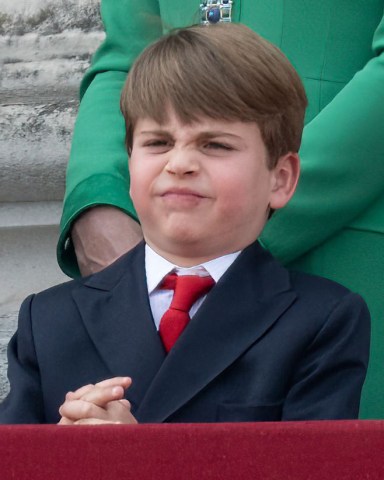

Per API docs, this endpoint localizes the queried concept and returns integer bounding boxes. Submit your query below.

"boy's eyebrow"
[138,129,172,136]
[138,129,243,140]
[197,131,243,140]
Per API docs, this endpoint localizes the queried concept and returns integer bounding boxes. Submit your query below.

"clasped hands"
[58,377,138,425]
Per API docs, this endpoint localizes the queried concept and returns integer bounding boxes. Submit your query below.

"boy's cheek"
[129,181,141,211]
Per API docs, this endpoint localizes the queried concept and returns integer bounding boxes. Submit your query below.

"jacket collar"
[72,243,166,412]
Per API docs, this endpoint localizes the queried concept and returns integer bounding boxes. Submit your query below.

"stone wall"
[0,0,104,401]
[1,0,104,202]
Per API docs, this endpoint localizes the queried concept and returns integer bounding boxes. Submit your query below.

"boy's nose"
[165,148,199,176]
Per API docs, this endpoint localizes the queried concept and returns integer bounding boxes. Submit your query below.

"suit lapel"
[71,243,166,412]
[136,242,297,423]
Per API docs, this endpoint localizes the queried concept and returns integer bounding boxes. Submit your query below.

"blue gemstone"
[207,7,221,23]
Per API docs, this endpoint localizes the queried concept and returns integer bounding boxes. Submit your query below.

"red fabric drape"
[0,421,383,479]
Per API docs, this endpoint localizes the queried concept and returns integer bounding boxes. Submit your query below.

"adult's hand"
[58,377,138,425]
[72,206,143,276]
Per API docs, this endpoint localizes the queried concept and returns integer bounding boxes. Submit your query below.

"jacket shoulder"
[32,242,144,306]
[289,269,365,307]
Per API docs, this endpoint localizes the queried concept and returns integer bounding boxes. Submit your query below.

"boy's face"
[129,109,299,265]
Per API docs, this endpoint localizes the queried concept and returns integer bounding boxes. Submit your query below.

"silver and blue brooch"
[200,1,233,24]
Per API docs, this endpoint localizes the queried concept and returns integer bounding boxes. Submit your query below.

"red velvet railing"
[0,421,383,479]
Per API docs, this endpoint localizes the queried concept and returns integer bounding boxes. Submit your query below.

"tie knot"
[161,272,215,312]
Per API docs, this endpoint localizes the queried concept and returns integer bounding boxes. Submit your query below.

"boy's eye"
[204,142,233,151]
[142,139,174,152]
[145,140,170,147]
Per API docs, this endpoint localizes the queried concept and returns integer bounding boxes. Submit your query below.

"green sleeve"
[58,0,163,277]
[261,13,384,264]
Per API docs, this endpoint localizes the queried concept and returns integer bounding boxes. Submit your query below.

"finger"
[95,377,132,389]
[74,418,122,425]
[65,384,96,401]
[61,399,138,424]
[118,399,131,409]
[105,400,138,424]
[57,417,73,425]
[80,385,125,407]
[64,378,132,403]
[59,399,107,422]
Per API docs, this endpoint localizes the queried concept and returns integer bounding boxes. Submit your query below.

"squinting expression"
[129,109,284,266]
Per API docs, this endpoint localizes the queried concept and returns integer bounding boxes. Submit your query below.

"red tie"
[159,273,215,352]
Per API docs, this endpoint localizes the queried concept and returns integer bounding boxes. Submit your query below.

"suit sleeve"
[261,13,384,263]
[58,0,163,276]
[282,292,371,420]
[0,296,45,424]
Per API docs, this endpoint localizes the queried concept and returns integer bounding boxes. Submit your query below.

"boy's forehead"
[134,109,260,136]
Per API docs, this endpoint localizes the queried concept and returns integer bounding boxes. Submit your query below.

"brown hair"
[121,23,307,168]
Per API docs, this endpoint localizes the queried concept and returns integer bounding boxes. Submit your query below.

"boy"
[0,24,369,424]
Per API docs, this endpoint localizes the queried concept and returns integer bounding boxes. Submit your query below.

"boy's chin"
[159,234,210,255]
[145,222,205,246]
[145,233,246,267]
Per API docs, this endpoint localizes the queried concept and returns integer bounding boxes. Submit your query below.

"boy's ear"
[269,152,300,210]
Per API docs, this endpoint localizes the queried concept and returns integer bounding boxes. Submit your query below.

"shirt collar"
[145,244,241,294]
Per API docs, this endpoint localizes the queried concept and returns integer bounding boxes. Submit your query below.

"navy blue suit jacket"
[0,241,370,424]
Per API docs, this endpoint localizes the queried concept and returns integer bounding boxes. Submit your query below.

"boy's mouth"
[160,187,207,207]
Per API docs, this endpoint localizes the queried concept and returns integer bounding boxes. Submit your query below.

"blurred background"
[0,0,103,399]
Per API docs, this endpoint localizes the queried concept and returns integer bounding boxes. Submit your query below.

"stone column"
[0,0,104,400]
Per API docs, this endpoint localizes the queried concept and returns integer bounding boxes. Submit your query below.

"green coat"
[59,0,384,419]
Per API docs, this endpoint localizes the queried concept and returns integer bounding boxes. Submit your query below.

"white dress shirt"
[145,245,241,330]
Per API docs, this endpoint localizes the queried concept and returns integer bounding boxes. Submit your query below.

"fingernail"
[112,386,122,396]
